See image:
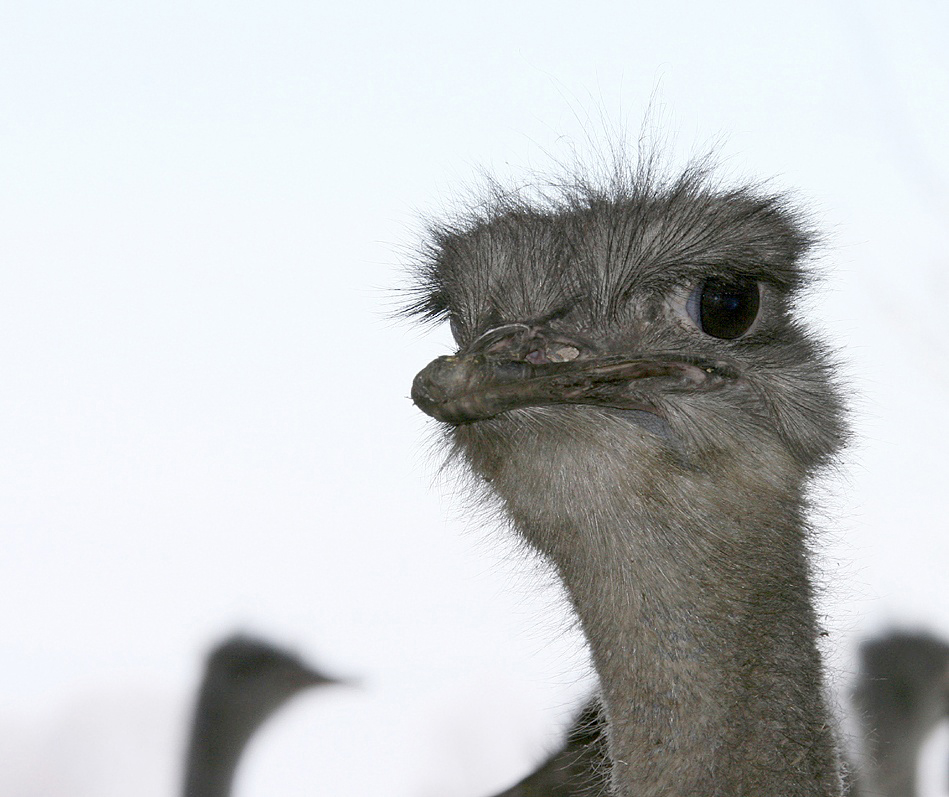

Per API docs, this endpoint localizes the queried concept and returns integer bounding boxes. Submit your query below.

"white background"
[1,1,947,794]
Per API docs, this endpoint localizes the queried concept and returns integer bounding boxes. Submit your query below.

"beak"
[411,324,736,425]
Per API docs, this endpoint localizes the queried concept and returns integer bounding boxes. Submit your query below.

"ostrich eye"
[686,277,760,340]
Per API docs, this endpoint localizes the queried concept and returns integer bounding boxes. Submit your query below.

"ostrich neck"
[183,694,254,797]
[472,421,845,797]
[561,521,841,796]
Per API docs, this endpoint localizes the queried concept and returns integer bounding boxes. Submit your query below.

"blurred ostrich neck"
[471,422,844,796]
[184,693,258,797]
[184,714,246,797]
[184,696,250,797]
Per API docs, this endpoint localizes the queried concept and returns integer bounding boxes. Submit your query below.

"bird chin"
[458,403,685,455]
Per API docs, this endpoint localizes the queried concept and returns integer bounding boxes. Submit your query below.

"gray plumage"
[182,634,340,797]
[853,631,949,797]
[409,162,850,796]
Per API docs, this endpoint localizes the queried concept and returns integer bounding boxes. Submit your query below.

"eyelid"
[685,282,702,327]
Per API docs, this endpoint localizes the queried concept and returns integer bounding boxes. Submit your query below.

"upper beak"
[411,324,735,425]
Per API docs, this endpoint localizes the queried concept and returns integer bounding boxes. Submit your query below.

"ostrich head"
[184,635,341,797]
[410,166,845,476]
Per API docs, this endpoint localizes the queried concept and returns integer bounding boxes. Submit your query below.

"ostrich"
[182,634,342,797]
[408,161,850,795]
[853,631,949,797]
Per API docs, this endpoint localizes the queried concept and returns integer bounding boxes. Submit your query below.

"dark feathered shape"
[409,159,850,796]
[490,700,609,797]
[854,631,949,797]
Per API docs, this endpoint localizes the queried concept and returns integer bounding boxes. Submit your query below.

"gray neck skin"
[460,412,845,797]
[559,517,840,797]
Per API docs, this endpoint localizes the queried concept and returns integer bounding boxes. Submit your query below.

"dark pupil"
[700,278,760,339]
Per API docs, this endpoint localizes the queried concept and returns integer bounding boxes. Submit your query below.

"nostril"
[525,349,548,364]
